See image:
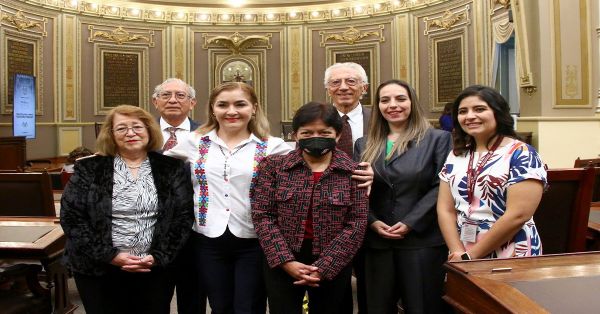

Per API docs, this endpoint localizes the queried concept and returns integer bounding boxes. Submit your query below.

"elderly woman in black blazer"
[355,80,452,314]
[60,105,194,314]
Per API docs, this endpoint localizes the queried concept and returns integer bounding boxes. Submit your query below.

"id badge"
[460,221,478,243]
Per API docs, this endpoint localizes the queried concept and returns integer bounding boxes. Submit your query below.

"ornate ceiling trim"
[25,0,448,25]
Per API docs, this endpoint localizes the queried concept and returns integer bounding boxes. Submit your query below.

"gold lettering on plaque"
[103,52,139,107]
[436,38,463,103]
[334,51,372,106]
[6,39,35,106]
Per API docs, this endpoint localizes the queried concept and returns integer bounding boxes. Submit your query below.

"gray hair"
[152,78,196,99]
[323,62,369,88]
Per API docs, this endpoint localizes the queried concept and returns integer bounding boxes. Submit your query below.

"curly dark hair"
[452,85,517,155]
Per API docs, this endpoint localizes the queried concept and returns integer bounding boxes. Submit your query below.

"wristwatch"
[460,252,471,261]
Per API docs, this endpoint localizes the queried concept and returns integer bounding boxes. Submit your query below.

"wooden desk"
[0,217,75,313]
[444,252,600,313]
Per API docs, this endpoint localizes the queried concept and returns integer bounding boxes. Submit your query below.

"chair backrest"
[573,157,600,168]
[533,168,594,253]
[0,172,56,217]
[573,159,600,202]
[0,137,26,171]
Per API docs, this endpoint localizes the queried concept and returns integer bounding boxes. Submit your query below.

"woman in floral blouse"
[437,85,547,262]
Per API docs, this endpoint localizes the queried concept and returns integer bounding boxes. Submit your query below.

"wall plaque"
[6,39,35,107]
[334,50,372,106]
[102,52,139,107]
[436,37,463,104]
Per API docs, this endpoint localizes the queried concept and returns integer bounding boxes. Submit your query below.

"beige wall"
[0,0,598,163]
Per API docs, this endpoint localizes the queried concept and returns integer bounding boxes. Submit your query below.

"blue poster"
[13,74,36,139]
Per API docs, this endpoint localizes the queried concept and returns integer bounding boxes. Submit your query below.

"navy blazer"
[60,151,194,276]
[355,128,452,249]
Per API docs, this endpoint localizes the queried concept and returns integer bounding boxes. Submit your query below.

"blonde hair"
[197,82,270,139]
[96,105,163,156]
[361,80,431,164]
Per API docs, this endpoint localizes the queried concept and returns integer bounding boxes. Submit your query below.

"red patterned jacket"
[251,148,367,280]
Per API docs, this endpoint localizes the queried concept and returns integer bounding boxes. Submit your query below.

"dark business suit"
[159,117,208,314]
[60,152,194,313]
[355,128,452,314]
[338,104,370,314]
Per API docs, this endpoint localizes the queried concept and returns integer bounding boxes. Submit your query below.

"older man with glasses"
[324,62,372,314]
[152,78,207,314]
[153,78,200,151]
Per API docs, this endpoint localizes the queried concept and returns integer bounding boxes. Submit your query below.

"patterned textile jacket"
[60,151,194,276]
[252,148,368,280]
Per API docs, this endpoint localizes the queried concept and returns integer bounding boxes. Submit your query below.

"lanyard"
[466,135,503,214]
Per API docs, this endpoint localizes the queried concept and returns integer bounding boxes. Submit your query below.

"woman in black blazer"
[60,105,194,314]
[355,80,452,314]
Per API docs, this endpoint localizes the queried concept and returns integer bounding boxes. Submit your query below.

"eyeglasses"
[113,125,146,135]
[158,92,190,101]
[327,77,361,88]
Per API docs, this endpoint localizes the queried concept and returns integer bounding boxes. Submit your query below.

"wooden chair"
[574,157,600,168]
[533,168,594,253]
[0,172,56,217]
[0,137,26,172]
[573,159,600,202]
[0,264,52,314]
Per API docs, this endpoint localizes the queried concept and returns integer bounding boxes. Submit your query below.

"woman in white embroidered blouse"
[166,82,291,313]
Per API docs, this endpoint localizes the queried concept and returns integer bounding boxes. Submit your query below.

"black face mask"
[298,137,337,157]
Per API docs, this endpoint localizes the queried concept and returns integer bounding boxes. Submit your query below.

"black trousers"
[74,266,174,314]
[365,245,448,314]
[194,228,266,314]
[171,235,208,314]
[264,239,352,314]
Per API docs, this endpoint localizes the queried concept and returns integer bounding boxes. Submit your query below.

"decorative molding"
[495,0,511,10]
[0,10,47,36]
[203,32,272,55]
[88,26,154,46]
[15,0,450,25]
[424,6,471,35]
[522,85,537,96]
[319,25,384,46]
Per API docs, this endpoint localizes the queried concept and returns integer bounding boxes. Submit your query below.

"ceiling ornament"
[203,32,272,54]
[424,5,471,35]
[1,11,46,35]
[319,25,385,47]
[88,26,154,46]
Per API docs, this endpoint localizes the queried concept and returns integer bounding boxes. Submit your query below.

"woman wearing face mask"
[252,102,368,314]
[355,80,452,314]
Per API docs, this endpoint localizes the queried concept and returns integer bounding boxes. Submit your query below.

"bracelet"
[460,252,471,261]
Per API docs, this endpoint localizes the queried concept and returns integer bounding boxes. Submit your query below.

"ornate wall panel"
[0,8,47,115]
[310,21,389,106]
[284,26,304,121]
[61,14,78,120]
[553,0,590,107]
[511,0,536,95]
[421,5,471,111]
[93,44,149,114]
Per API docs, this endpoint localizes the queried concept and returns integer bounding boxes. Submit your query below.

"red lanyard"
[466,136,503,212]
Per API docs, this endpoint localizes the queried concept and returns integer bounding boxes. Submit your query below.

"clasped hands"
[371,221,411,239]
[111,252,155,272]
[281,261,322,287]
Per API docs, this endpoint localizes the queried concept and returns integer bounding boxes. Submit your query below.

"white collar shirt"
[159,117,192,146]
[337,103,364,144]
[165,129,292,238]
